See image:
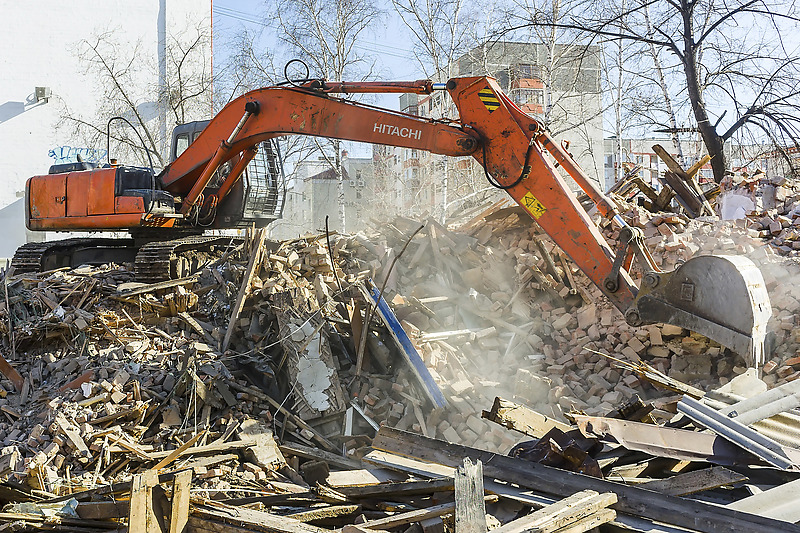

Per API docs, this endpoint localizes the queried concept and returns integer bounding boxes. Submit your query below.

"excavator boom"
[20,75,772,365]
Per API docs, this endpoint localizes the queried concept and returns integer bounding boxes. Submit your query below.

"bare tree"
[390,0,477,220]
[216,27,316,165]
[267,0,383,232]
[507,0,800,182]
[59,25,213,169]
[391,0,474,81]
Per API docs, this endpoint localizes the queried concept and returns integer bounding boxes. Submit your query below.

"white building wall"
[0,0,211,226]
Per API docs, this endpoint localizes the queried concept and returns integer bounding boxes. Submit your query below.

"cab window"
[175,134,190,159]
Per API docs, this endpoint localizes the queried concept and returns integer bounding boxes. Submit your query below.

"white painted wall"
[0,0,211,249]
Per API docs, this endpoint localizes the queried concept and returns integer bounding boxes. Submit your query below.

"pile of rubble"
[0,190,798,530]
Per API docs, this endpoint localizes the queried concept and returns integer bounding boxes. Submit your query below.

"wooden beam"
[77,500,129,519]
[0,352,23,392]
[493,490,616,533]
[338,477,454,499]
[154,431,206,472]
[147,438,258,460]
[285,504,361,522]
[116,274,200,298]
[482,397,571,438]
[370,427,800,533]
[129,470,160,533]
[278,442,361,471]
[455,458,487,533]
[222,228,266,353]
[341,496,497,532]
[639,466,747,496]
[190,503,330,533]
[686,154,712,179]
[169,469,191,533]
[552,508,616,533]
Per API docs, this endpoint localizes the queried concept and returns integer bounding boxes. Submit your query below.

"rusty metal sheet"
[573,415,800,467]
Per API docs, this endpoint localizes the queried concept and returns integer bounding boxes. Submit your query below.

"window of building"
[512,88,544,106]
[493,69,510,90]
[514,64,541,80]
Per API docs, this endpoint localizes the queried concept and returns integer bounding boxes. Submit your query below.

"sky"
[211,0,425,157]
[212,0,426,102]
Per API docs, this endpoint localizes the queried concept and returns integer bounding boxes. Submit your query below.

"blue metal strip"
[364,281,447,409]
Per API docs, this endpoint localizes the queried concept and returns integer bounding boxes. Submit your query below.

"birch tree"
[268,0,382,231]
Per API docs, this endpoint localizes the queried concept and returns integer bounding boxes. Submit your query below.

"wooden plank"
[360,281,446,408]
[285,504,360,521]
[279,442,362,471]
[338,477,454,499]
[190,503,331,533]
[483,397,571,437]
[154,430,206,471]
[129,470,160,533]
[362,449,554,508]
[169,469,191,533]
[552,508,616,533]
[116,274,200,297]
[0,352,24,392]
[455,458,487,533]
[639,466,747,496]
[370,426,800,533]
[226,381,338,453]
[494,490,616,533]
[54,415,89,454]
[652,145,687,177]
[147,438,257,460]
[76,500,129,519]
[222,228,266,352]
[326,468,404,488]
[685,154,711,179]
[341,496,497,532]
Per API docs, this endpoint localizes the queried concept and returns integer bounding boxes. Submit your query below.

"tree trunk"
[681,3,726,183]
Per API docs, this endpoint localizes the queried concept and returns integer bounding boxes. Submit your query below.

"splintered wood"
[0,187,798,530]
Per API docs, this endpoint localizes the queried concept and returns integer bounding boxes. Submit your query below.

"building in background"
[268,154,375,239]
[0,0,212,256]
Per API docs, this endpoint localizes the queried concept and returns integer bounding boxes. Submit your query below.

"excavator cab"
[168,121,286,228]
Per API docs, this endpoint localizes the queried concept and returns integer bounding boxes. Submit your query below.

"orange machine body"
[26,167,174,231]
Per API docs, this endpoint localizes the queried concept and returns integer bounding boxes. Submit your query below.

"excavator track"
[11,238,136,275]
[134,235,244,283]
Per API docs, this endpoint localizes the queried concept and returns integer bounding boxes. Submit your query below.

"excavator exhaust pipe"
[628,255,771,367]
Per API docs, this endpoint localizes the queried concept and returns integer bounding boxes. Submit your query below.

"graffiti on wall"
[48,146,107,164]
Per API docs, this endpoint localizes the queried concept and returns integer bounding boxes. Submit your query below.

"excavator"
[13,75,771,366]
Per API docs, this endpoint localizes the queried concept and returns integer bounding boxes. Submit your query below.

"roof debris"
[0,178,799,531]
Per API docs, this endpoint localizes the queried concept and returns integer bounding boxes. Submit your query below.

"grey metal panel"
[727,477,800,522]
[677,396,796,470]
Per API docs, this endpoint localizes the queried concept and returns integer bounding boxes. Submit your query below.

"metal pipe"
[216,146,259,202]
[678,396,794,470]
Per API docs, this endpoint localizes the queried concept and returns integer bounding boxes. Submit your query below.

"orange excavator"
[14,75,771,365]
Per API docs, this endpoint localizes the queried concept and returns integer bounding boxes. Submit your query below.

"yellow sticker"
[521,191,547,218]
[478,86,501,112]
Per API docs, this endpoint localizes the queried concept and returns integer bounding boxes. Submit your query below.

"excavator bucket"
[631,255,771,367]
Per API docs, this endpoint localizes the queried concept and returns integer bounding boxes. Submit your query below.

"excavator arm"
[160,76,773,365]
